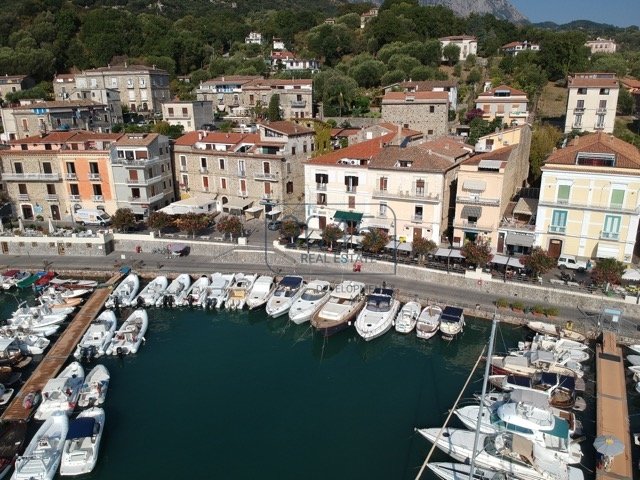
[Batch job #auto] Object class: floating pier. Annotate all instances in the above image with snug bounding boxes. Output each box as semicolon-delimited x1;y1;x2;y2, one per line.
596;330;633;480
1;273;121;422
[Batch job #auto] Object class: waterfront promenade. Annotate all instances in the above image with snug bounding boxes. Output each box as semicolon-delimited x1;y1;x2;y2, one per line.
1;273;121;422
596;330;633;480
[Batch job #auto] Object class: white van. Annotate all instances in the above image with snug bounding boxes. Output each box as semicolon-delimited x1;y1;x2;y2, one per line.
74;209;112;226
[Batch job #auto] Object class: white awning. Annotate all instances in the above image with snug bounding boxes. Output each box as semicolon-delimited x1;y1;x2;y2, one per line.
492;254;508;265
397;242;412;252
298;230;322;241
386;240;400;250
434;248;464;258
463;179;486;191
266;208;282;216
337;235;362;245
596;243;619;259
224;198;252;211
245;206;263;213
478;160;503;170
506;234;534;247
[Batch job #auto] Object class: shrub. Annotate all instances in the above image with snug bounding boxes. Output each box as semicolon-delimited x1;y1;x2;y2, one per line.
544;307;559;317
533;305;545;314
495;298;509;308
511;301;525;311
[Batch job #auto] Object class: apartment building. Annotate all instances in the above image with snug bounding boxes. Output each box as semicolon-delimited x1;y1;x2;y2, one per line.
381;91;449;138
475;85;529;127
161;101;213;132
564;73;619;134
245;32;263;45
534;133;640;263
585;38;617;54
383;80;459;111
501;41;540;56
196;76;261;112
439;36;478;61
452;126;532;250
474;126;525;153
360;8;378;29
0;75;35;99
172;121;314;218
270;51;320;73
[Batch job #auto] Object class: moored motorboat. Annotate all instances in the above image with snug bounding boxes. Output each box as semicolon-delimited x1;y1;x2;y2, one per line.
0;338;31;369
73;310;117;361
34;271;56;291
203;273;235;309
355;287;400;341
59;408;105;477
104;273;139;309
627;354;640;366
0;270;20;290
78;365;109;408
416;305;442;340
35;362;85;420
178;275;209;307
527;320;586;343
289;280;332;325
491;351;584;379
0;384;14;406
439;306;465;340
14;333;50;356
134;276;168;307
311;281;366;337
15;271;43;289
225;273;258;310
106;309;148;355
266;275;305;318
489;372;582;410
156;274;191;308
246;276;276;310
394;301;421;334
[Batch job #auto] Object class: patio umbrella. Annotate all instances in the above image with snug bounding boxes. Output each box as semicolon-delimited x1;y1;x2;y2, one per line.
17;218;24;232
48;218;55;234
593;435;625;457
622;269;640;282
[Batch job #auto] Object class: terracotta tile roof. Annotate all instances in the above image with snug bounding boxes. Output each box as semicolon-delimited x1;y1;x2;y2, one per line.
173;132;251;146
382;91;449;102
398;80;457;90
621;77;640;89
260;121;314;136
330;128;360;138
243;78;312;88
568;73;619;89
462;145;515;166
307;132;396;166
477;85;528;98
84;64;168;74
68;132;123;143
10;131;79;144
502;41;522;49
114;133;160;147
377;123;423;137
543;132;640;169
201;75;262;86
12;100;105;110
0;75;28;82
419;137;473;159
439;35;477;41
368;144;458;172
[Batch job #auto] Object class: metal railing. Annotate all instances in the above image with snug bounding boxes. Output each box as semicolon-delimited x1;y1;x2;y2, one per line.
65;172;77;180
92;195;104;202
539;199;638;214
454;220;494;230
291;100;307;108
17;194;29;201
2;172;61;181
316;183;327;191
600;231;620;240
69;194;81;201
254;172;278;181
411;215;424;223
45;194;58;201
456;196;500;206
372;189;439;201
548;225;566;234
88;173;101;181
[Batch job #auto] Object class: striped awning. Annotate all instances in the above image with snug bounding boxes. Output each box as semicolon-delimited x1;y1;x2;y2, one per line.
506;234;534;247
461;205;482;218
463;179;486;191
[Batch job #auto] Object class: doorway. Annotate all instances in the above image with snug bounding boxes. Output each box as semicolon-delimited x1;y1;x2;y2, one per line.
1;242;8;254
57;242;65;255
548;239;562;258
497;232;505;254
413;228;422;241
318;216;327;229
50;205;61;221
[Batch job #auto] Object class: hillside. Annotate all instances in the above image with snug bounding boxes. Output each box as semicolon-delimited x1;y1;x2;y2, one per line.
419;0;527;23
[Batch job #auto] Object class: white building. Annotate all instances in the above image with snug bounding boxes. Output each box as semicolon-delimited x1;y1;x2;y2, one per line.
161;101;213;132
439;36;478;61
585;38;617;55
501;41;540;56
475;85;529;127
564;73;619;134
245;32;263;45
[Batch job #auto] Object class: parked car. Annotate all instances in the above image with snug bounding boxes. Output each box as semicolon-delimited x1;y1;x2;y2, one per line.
557;255;590;271
267;220;282;231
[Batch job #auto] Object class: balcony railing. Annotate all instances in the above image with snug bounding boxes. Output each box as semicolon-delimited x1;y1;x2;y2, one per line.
574;107;585;113
238;190;248;198
597;108;608;114
179;165;188;172
600;231;620;240
539;199;639;214
509;111;528;118
92;195;104;202
316;183;327;191
126;175;163;186
453;220;493;230
128;193;164;204
238;170;246;178
254;172;279;181
69;194;81;201
199;167;208;174
346;186;357;193
474;144;493;153
17;194;29;201
372;189;440;202
111;155;164;167
411;215;424;223
45;194;58;202
456;196;500;206
88;173;101;181
548;225;566;234
291;100;307;108
2;172;61;181
499;220;535;232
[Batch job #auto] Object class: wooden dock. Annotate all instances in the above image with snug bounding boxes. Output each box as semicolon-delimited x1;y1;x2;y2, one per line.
596;330;633;480
1;274;121;422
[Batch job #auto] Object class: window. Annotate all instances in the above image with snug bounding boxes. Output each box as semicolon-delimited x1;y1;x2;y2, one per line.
286;181;293;194
46;184;56;195
286;162;291;174
557;185;570;204
263;162;271;174
219;158;225;170
427;130;434;135
18;184;27;195
14;162;23;174
89;162;99;174
573;114;583;128
21;119;28;131
602;215;621;240
379;202;387;217
345;176;358;193
42;162;52;174
600;88;610;95
317;193;327;205
181;175;189;188
264;183;271;195
239;179;247;194
93;184;102;196
550;210;567;233
576;99;584;109
414;206;423;220
596;114;606;129
168;108;174;116
131;187;140;198
348;196;356;209
379;177;388;191
577;88;587;95
599;100;607;109
415;179;425;196
303;144;307;154
70;184;80;196
610;189;625;209
202;176;209;191
200;157;207;169
429;106;435;113
220;178;227;189
291;146;296;155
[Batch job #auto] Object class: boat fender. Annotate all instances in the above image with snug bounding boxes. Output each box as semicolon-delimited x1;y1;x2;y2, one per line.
141;337;146;344
477;280;482;286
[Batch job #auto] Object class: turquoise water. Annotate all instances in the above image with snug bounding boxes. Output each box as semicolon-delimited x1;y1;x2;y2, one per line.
2;290;598;479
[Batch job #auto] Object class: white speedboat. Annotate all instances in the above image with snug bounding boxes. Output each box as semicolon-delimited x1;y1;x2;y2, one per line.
491;351;584;379
628;355;640;366
527;321;586;343
511;347;589;364
225;274;258;310
439;306;465;339
1;270;29;290
394;301;421;334
203;273;235;309
15;333;50;355
265;275;305;318
35;362;85;420
38;289;83;311
417;428;583;480
59;407;105;477
106;309;148;356
519;334;587;353
246;276;276;310
289;280;332;325
628;344;640;355
355;287;400;341
428;462;518;480
416;305;442;340
489;373;581;410
73;310;117;361
105;273;139;309
311;281;366;337
134;276;168;307
0;384;14;406
60;288;92;299
178;275;210;307
78;365;109;408
12;411;68;480
10;302;72;324
156;274;191;308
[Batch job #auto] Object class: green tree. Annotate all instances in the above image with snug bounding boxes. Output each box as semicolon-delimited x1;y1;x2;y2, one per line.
152;121;184;139
520;248;556;276
592;258;626;286
216;215;242;238
177;213;210;238
321;224;343;249
361;229;389;254
387;53;421;76
348;59;386;88
380;69;405;86
281;220;301;243
147;211;173;233
529;125;562;182
466;68;481;85
412;237;437;263
268;95;282;121
618;88;635;116
538;31;590;81
111;208;136;232
442;44;461;66
461;238;493;268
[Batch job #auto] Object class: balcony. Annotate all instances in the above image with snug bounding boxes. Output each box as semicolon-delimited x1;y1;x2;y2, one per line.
199;167;208;174
128;192;165;204
509;111;528;118
539;199;639;215
574;107;585;113
66;172;77;180
291;100;307;108
45;194;58;202
111;155;164;168
372;189;440;202
179;165;188;172
69;194;81;201
126;175;163;186
456;196;500;206
254;172;279;181
600;231;620;241
597;108;608;114
316;183;327;191
2;172;61;182
411;215;424;223
238;190;248;198
499;219;535;232
548;225;566;234
474;143;493;153
346;186;357;194
453;220;493;230
17;194;29;201
92;195;104;202
88;173;101;181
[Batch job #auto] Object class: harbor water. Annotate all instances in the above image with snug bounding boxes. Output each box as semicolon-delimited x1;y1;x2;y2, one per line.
1;291;603;479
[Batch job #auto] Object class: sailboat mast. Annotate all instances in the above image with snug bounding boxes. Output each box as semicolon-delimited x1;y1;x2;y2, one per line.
468;311;499;480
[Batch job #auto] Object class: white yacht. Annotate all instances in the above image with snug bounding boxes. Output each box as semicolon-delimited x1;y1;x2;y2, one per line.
35;362;85;420
289;280;332;325
106;309;148;356
355;288;400;341
134;276;168;307
491;351;584;379
417;428;583;480
12;411;68;480
265;276;306;318
203;273;235;309
156;274;191;308
177;275;210;307
59;408;105;476
225;274;258;310
311;281;366;337
416;305;443;340
246;276;276;310
105;273;139;309
78;365;110;408
439;306;465;339
394;301;421;334
488;373;580;411
73;310;117;361
428;462;518;480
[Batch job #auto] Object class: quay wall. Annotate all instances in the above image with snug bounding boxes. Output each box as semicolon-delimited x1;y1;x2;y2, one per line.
0;233;115;257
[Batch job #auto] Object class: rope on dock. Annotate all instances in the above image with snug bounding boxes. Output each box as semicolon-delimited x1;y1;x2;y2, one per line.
414;346;487;480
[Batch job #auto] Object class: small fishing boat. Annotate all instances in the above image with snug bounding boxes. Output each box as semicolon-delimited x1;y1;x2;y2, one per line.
428;462;518;480
355;288;400;341
59;408;105;477
0;270;25;290
13;411;69;480
0;422;27;480
178;275;209;307
527;320;587;343
439;306;465;340
106;309;148;355
16;271;43;289
73;311;117;361
9;305;69;335
11;301;74;320
416;305;443;340
489;373;583;410
78;365;109;408
48;278;98;291
246;276;276;310
60;288;92;299
0;338;31;369
203;273;235;309
104;273;140;309
22;390;41;410
394;301;421;334
225;273;258;310
0;372;20;388
266;275;305;318
38;291;83;311
289;280;332;325
629;365;640;376
628;344;640;355
156;274;191;308
35;362;85;420
311;281;366;337
134;276;168;307
34;271;56;291
0;384;14;406
14;333;50;355
510;347;590;364
491;351;584;379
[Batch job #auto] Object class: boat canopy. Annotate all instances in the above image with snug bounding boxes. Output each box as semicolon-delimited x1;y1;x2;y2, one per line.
441;306;463;323
43;377;68;393
366;294;392;312
537;372;575;391
530;350;555;364
511;434;535;464
67;417;96;439
332;282;364;300
506;374;533;388
0;338;16;352
372;287;394;297
548;417;570;439
509;389;550;409
280;276;304;289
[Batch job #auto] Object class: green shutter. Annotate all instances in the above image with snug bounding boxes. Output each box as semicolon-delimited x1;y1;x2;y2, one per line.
557;185;570;201
611;189;624;207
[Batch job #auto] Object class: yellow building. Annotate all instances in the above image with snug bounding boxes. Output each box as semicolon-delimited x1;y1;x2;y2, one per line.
474;126;524;153
535;133;640;263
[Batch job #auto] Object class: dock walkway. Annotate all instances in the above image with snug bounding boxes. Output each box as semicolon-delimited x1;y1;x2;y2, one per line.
596;330;633;480
1;274;121;422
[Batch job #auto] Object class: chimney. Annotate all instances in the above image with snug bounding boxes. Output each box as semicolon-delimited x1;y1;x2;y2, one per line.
198;131;204;141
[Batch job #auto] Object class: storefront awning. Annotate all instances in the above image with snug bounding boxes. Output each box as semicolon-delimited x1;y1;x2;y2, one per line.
224;198;252;212
245;206;263;214
337;235;362;245
434;248;464;259
506;234;534;247
596;243;619;259
333;210;363;223
462;179;486;191
513;198;538;216
461;205;482;218
298;230;322;241
266;207;282;216
386;240;400;250
397;242;412;252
